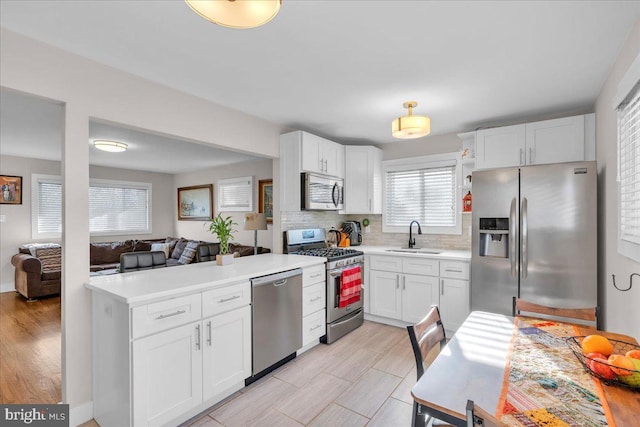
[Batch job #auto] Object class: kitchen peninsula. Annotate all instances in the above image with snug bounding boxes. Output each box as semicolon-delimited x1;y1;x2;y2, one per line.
86;254;325;427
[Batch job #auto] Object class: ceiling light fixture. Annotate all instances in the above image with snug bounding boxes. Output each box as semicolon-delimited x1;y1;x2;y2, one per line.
392;101;431;139
93;140;128;153
185;0;282;29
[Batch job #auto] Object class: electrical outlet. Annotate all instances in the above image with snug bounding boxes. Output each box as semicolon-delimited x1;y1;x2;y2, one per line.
0;215;5;223
364;225;370;233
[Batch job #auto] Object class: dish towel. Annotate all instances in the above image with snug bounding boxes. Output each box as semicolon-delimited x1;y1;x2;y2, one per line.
339;266;362;308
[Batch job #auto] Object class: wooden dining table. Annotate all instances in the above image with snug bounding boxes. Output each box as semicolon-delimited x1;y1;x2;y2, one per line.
411;311;640;427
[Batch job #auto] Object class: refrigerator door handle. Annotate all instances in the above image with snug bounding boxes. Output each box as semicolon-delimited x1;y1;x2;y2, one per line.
510;197;517;277
520;148;524;165
521;197;528;279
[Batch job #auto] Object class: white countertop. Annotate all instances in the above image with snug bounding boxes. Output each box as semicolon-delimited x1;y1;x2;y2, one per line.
356;245;471;261
85;254;325;305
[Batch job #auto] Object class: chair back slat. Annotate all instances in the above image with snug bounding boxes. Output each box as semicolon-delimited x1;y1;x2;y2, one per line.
407;305;446;380
514;297;597;323
466;400;506;427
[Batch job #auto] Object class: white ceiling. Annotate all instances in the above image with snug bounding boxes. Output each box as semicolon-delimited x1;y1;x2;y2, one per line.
0;88;263;174
1;1;639;148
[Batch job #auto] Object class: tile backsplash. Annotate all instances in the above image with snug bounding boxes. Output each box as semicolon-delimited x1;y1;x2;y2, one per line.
280;211;472;250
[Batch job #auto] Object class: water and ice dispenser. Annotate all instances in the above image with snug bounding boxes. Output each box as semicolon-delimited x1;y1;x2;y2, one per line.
479;218;509;258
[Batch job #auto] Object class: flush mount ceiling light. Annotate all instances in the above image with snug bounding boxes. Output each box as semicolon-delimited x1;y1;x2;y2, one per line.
185;0;282;29
392;101;431;139
93;140;128;153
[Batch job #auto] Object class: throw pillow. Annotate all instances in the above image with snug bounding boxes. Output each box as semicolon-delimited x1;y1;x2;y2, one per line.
178;241;200;265
171;238;188;260
151;243;171;258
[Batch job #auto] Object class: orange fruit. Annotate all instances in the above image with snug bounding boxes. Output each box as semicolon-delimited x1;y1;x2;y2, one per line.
625;349;640;360
608;354;635;377
581;335;614;357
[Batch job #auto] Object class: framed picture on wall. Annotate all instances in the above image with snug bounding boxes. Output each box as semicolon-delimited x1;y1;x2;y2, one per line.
258;179;273;224
0;175;22;205
177;184;213;220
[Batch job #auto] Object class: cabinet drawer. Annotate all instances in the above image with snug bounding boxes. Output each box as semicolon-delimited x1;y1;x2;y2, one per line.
303;282;326;316
369;255;402;272
303;264;326;286
302;309;326;346
402;257;439;276
132;293;202;339
440;261;470;280
202;281;251;318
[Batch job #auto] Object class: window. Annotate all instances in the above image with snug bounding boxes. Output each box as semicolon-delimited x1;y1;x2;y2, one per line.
31;175;152;239
382;153;461;235
617;81;640;262
218;176;253;212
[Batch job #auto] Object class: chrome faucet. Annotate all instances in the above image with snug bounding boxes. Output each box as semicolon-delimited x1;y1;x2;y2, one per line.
408;220;422;249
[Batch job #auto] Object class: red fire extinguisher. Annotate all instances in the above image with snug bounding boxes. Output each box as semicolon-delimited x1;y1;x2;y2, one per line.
463;191;472;212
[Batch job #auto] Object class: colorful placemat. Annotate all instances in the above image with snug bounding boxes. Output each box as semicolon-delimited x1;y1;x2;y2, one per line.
496;317;615;427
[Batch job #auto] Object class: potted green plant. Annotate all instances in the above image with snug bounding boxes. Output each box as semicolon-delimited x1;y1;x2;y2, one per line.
206;213;237;265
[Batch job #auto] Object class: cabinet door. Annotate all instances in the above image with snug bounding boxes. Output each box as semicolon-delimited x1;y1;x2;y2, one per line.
475;124;526;170
525;115;585;165
344;146;371;213
439;278;470;333
301;132;323;174
133;322;203;427
202;306;251;401
370;270;402;320
402;274;439;323
323;139;344;178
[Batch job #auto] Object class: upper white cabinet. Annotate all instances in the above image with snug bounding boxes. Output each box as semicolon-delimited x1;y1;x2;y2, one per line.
475;113;595;170
280;131;345;212
343;146;382;214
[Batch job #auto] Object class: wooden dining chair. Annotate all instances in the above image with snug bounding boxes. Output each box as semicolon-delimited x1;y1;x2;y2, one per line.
513;297;599;329
407;305;448;427
466;400;506;427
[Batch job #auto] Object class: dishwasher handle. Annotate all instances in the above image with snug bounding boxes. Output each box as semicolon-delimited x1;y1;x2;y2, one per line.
251;268;303;287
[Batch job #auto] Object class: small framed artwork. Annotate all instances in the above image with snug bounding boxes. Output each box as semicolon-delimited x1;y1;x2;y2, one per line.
0;175;22;205
178;184;213;220
258;179;273;224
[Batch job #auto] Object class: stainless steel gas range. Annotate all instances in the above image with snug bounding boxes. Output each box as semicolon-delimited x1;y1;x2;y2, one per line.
284;228;364;344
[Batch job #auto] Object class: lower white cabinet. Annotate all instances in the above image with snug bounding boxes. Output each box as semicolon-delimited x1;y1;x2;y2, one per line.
370;270;402;319
402;274;439;323
369;271;439;323
302;265;326;348
133;322;203;427
439;278;470;332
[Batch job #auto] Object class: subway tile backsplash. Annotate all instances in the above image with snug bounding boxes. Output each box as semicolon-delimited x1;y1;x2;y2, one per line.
280;212;471;250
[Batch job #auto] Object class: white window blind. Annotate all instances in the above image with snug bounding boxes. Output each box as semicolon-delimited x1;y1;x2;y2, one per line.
31;175;151;238
89;181;150;235
218;176;253;212
618;81;640;261
382;153;461;235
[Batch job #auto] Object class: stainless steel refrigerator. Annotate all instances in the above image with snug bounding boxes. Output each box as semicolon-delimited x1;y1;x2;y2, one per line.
471;161;597;317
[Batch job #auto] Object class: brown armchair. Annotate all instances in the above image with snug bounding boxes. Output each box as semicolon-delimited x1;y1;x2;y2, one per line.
11;249;61;300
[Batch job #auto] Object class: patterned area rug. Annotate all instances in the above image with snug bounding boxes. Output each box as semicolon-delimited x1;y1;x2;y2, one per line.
496;317;614;427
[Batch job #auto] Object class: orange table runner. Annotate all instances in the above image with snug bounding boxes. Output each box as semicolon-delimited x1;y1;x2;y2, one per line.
496;317;615;427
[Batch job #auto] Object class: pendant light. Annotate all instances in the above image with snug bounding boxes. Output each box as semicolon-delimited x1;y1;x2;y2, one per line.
185;0;282;29
392;101;431;139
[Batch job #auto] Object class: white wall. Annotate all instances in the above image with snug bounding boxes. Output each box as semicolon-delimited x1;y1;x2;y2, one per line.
381;132;462;160
174;159;274;250
595;20;640;340
0;156;60;292
0;28;282;422
0;156;176;291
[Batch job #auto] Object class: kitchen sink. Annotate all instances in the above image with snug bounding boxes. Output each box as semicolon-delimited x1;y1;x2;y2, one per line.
386;249;442;254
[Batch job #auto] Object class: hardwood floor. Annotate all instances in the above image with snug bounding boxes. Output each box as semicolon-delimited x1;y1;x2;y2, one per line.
184;321;423;427
0;292;61;404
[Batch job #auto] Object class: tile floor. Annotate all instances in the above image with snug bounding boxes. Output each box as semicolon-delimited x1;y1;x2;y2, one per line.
182;320;436;427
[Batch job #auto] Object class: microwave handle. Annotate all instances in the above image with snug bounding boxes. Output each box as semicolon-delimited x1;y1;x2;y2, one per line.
332;182;339;207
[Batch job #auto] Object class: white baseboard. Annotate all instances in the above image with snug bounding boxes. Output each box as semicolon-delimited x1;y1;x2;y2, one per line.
0;282;15;293
70;401;93;427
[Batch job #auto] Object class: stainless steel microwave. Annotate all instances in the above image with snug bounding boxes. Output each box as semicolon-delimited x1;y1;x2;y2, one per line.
301;172;344;210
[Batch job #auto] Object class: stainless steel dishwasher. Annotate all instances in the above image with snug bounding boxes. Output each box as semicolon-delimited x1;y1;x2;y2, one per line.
249;268;302;382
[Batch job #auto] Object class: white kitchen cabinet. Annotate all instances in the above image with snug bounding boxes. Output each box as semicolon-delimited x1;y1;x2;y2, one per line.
475;114;594;170
402;274;439;323
439;278;470;332
280;130;345;211
301;264;326;349
133;322;203;427
343;145;382;214
370;270;403;319
202;305;251;401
